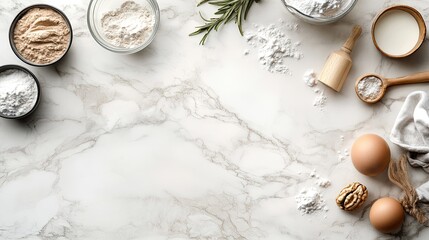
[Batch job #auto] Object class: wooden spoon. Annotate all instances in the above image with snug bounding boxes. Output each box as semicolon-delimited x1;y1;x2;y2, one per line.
355;72;429;103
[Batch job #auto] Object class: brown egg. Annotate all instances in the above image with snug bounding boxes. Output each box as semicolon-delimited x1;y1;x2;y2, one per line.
351;134;390;176
369;197;405;233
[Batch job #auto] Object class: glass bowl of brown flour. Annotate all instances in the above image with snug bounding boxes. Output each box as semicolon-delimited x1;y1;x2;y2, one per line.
87;0;160;54
9;4;73;67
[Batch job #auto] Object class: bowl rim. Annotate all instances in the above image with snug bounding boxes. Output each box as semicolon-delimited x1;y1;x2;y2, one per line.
0;64;41;120
9;4;73;67
87;0;160;54
281;0;358;25
371;5;427;59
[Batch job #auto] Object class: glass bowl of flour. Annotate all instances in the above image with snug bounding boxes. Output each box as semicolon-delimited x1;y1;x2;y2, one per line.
281;0;357;24
87;0;160;54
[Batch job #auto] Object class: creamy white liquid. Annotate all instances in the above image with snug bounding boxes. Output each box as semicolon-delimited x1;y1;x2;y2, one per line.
374;10;420;56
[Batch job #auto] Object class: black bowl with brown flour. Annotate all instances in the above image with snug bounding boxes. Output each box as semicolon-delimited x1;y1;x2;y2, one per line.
9;4;73;67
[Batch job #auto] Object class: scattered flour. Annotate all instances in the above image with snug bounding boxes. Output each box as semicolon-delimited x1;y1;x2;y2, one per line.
287;0;350;18
316;177;331;188
309;169;331;188
245;23;302;75
357;76;383;101
313;90;327;111
302;69;327;110
337;135;350;161
295;187;328;214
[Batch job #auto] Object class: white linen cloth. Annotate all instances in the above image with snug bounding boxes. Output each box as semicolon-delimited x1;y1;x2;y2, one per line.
390;91;429;202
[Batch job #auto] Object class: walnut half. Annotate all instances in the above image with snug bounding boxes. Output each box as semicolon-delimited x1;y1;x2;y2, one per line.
336;182;368;211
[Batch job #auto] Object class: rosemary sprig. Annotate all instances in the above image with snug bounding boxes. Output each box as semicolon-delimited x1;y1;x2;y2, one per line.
190;0;259;45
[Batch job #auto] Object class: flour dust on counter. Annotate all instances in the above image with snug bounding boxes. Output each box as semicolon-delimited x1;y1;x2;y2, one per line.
302;69;328;111
245;22;302;75
309;169;331;188
337;135;350;162
312;89;327;111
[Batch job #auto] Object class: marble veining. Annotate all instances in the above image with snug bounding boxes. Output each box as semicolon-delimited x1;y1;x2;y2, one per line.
1;0;429;239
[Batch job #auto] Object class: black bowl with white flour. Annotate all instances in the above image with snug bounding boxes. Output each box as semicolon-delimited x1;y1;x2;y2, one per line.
87;0;160;54
0;65;41;119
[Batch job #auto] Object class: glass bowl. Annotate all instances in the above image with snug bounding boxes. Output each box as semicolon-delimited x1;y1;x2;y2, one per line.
281;0;358;25
87;0;160;54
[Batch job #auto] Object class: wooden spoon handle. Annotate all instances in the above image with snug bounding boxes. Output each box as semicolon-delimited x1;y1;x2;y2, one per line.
342;25;362;53
387;71;429;86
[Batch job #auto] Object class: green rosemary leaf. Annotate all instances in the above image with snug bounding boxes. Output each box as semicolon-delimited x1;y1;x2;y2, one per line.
238;2;246;35
244;0;255;19
198;12;210;22
189;28;207;36
210;0;239;6
191;0;259;45
197;0;210;7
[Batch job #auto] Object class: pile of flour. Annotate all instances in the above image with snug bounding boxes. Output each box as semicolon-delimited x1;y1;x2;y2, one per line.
295;187;328;214
245;22;302;75
287;0;350;17
101;1;155;48
295;170;331;214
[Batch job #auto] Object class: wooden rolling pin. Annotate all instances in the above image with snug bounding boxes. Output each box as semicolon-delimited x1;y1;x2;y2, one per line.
319;25;362;92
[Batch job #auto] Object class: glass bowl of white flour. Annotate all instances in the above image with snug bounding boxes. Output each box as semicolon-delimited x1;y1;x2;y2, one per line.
281;0;357;24
87;0;160;54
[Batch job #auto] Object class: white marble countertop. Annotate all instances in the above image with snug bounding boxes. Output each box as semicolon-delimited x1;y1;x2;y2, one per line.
1;0;429;239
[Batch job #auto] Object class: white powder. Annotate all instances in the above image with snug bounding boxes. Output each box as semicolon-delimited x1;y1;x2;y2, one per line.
357;76;383;101
302;69;328;110
101;1;155;48
287;0;349;18
0;69;38;118
313;90;327;111
316;178;331;188
245;23;302;75
303;69;318;87
338;148;350;161
336;135;349;161
295;187;327;214
309;169;331;188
